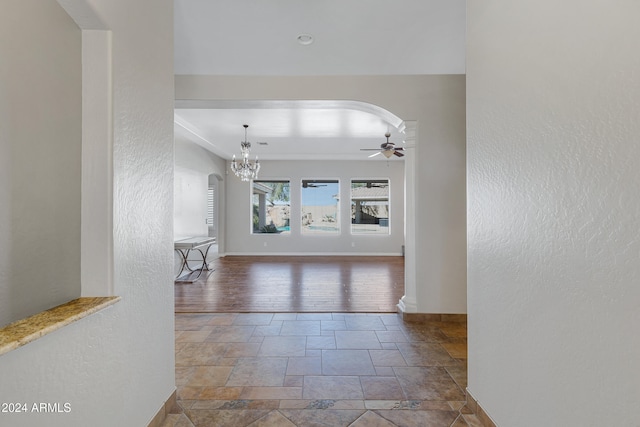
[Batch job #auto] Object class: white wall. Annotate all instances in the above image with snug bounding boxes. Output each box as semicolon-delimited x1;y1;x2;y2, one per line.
174;136;226;239
174;165;208;238
0;1;175;426
174;135;226;272
225;160;404;255
467;1;640;425
175;74;467;313
0;0;81;327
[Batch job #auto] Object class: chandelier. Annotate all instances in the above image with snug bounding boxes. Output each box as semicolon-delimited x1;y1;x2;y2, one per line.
231;124;260;181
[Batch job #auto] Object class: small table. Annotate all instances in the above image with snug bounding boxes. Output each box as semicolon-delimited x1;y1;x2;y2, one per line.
174;237;216;282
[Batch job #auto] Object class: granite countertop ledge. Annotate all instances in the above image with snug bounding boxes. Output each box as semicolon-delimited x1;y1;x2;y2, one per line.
0;296;121;356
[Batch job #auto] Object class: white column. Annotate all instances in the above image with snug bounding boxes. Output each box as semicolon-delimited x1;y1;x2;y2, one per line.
355;200;363;223
258;193;267;229
398;122;418;313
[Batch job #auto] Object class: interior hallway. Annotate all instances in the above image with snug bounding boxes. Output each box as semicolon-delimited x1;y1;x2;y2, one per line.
166;257;474;426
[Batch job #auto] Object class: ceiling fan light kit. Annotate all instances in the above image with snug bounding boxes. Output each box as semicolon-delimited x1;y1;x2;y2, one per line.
361;132;405;159
231;124;260;181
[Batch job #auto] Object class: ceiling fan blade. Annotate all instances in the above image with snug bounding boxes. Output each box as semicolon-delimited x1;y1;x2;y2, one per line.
368;152;382;158
393;151;405;157
360;148;380;151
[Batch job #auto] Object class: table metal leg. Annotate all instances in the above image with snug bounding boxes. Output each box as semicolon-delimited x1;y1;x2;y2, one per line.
175;242;216;282
196;245;213;271
175;249;189;278
175;248;203;280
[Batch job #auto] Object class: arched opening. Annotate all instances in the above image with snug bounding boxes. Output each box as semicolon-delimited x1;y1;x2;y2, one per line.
173;99;414;312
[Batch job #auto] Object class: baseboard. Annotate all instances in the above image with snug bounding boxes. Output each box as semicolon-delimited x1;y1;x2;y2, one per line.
224;252;403;257
465;389;498;427
396;309;467;323
147;389;179;427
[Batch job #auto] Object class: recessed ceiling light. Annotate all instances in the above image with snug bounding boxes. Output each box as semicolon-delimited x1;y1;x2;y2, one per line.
297;34;314;45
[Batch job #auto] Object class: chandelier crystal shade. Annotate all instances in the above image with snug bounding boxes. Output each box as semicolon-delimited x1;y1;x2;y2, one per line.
231;124;260;181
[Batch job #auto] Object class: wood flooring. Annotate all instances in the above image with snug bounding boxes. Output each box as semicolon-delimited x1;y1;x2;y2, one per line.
174;256;405;313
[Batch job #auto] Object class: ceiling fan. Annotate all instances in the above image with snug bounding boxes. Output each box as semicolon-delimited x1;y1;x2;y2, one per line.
302;181;328;188
360;133;405;158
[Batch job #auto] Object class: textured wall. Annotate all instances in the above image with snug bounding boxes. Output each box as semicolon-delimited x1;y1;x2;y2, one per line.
467;1;640;425
0;0;175;426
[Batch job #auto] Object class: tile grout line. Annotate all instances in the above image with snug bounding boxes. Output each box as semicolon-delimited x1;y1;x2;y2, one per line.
173;312;466;427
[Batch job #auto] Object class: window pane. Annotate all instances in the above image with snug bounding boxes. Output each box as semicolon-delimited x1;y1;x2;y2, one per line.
252;180;290;234
301;180;340;234
351;179;390;235
207;186;215;227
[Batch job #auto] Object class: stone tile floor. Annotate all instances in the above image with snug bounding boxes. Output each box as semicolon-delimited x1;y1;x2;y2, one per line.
164;313;481;427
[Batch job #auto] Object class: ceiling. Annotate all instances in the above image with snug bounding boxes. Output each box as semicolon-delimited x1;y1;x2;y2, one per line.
173;0;466;161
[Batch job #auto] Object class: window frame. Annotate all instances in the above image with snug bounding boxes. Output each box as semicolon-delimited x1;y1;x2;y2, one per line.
349;178;391;236
250;179;291;235
300;178;341;236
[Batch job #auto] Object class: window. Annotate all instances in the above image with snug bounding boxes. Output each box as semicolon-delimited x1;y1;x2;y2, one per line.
301;179;340;234
207;185;215;229
252;180;290;234
351;179;390;235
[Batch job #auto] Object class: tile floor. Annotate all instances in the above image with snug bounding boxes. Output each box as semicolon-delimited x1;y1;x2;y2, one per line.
165;313;480;427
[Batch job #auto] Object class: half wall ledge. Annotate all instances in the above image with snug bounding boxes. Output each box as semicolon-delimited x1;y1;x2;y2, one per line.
0;296;121;356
